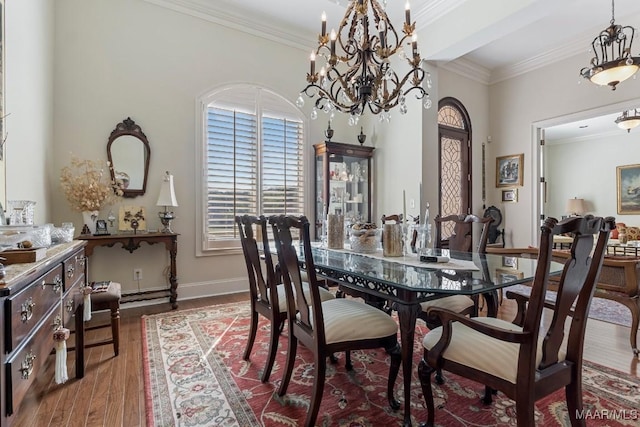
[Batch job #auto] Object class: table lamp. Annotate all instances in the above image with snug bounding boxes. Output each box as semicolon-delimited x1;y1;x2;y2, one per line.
565;197;586;216
157;171;178;233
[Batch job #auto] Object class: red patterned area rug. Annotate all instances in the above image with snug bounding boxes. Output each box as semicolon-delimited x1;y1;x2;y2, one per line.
142;302;640;427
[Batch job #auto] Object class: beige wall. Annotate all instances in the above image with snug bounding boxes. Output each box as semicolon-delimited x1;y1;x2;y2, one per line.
50;0;353;299
4;0;54;223
490;52;640;246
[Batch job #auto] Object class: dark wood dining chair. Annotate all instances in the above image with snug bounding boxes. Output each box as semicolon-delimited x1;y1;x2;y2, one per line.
417;215;615;426
422;214;493;322
434;213;492;253
235;214;335;383
269;214;401;427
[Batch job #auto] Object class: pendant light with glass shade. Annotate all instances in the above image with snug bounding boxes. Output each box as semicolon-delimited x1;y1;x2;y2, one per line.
580;0;640;90
615;108;640;132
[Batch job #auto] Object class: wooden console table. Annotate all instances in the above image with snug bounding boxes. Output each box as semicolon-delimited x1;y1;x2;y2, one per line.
77;232;179;309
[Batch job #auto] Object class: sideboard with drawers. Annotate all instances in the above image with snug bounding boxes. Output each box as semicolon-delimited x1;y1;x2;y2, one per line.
0;241;87;426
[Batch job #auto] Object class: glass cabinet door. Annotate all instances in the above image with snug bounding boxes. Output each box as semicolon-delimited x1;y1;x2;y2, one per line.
314;141;374;239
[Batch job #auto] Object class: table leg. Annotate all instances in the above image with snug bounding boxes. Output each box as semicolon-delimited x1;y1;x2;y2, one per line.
393;302;422;427
484;290;499;317
169;237;178;309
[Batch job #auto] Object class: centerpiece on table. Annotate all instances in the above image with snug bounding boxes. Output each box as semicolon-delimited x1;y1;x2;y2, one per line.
60;156;124;235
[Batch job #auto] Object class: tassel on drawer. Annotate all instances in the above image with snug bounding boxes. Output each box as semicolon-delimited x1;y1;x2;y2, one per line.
83;285;93;321
53;328;70;384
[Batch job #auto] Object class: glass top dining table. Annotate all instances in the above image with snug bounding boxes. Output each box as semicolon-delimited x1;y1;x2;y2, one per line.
303;245;563;427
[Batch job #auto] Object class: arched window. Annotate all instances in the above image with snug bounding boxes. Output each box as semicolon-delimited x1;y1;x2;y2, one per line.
437;97;472;239
196;85;306;253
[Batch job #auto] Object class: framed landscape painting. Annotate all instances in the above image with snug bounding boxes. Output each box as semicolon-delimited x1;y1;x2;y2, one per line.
617;164;640;214
496;154;523;187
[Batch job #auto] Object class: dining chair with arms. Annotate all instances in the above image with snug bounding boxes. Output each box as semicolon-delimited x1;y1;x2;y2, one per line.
422;214;493;323
235;214;335;383
419;214;493;383
417;215;615;426
269;214;402;427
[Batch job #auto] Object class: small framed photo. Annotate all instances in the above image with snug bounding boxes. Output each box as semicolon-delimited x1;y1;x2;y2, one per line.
502;256;518;269
501;188;518;202
496;153;524;187
496;268;525;284
119;205;147;231
94;219;109;236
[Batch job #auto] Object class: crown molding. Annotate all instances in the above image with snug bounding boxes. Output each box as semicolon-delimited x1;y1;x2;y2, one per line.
439;57;491;85
489;37;585;85
143;0;313;52
415;0;468;26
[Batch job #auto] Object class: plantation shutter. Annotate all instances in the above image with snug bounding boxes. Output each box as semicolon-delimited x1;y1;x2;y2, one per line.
204;88;305;245
206;107;258;239
262;116;305;216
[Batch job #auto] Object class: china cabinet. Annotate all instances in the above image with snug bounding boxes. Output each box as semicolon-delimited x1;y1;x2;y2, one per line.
314;141;374;239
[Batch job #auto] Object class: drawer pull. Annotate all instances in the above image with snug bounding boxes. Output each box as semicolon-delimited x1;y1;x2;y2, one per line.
66;298;75;313
21;298;35;323
52;315;62;331
67;265;75;278
20;351;36;380
44;275;63;294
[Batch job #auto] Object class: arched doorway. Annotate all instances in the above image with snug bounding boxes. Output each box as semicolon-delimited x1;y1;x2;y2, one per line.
437;97;472;239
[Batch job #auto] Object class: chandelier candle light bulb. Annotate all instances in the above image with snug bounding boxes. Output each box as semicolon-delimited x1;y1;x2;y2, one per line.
301;0;428;116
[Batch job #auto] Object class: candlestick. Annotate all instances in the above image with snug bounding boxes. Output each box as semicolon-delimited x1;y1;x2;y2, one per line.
310;51;316;75
321;11;327;37
419;182;422;224
378;20;386;49
330;29;337;57
412;33;418;57
403;190;407;224
405;1;411;26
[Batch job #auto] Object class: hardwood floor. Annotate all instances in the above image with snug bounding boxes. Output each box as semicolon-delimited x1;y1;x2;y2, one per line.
12;292;639;427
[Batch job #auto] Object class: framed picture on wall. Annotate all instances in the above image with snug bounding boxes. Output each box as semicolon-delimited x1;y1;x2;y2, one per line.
119;205;147;231
501;188;518;202
617;164;640;214
496;154;524;187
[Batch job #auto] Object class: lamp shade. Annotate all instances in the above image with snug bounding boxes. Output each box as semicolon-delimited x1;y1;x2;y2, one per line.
565;198;585;215
156;171;178;207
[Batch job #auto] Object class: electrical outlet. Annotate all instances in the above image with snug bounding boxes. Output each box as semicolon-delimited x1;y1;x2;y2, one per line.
133;268;143;281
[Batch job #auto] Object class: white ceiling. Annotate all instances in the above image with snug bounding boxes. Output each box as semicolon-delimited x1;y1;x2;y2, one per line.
147;0;640;138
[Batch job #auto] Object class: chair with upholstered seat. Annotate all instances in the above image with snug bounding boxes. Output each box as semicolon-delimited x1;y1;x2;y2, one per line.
270;214;401;427
417;215;615;426
84;281;121;356
421;214;493;323
236;215;335;383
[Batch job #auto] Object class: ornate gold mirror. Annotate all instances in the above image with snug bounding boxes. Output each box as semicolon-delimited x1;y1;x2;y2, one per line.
107;117;150;198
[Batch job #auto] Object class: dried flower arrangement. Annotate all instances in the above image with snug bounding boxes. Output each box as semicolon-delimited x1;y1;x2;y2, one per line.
60;156;123;212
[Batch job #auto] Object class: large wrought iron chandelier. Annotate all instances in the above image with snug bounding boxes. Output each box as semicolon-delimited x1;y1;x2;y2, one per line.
615;108;640;132
296;0;431;124
580;0;640;90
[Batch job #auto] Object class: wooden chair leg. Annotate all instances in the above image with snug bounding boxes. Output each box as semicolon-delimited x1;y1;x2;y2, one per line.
110;303;120;356
417;358;435;427
277;333;297;396
305;354;327;427
515;395;536;426
261;318;280;383
243;308;258;361
566;369;587;427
